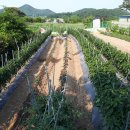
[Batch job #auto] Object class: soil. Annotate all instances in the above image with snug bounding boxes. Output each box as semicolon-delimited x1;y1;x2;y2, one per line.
93;32;130;55
65;36;93;129
0;36;93;130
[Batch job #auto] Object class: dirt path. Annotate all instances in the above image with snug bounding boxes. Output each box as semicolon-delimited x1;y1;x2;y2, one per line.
0;36;93;130
93;32;130;55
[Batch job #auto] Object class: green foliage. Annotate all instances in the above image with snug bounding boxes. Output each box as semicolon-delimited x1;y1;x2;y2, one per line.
33;17;46;23
109;24;130;36
0;8;32;54
74;8;129;20
28;23;84;33
50;8;129;21
110;24;119;33
19;4;55;17
83;16;93;28
35;17;42;23
68;29;130;129
104;24;130;42
80;29;130;76
119;27;126;34
23;16;46;23
24;16;34;23
19;92;83;130
0;31;51;88
104;31;130;42
4;7;26;17
120;0;130;11
64;15;82;23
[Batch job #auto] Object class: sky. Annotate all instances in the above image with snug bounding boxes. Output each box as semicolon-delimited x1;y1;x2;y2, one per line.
0;0;124;13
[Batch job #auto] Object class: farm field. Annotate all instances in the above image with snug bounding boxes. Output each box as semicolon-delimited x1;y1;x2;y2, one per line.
0;26;130;130
1;1;130;129
28;23;85;32
0;17;130;129
69;28;130;129
0;34;93;130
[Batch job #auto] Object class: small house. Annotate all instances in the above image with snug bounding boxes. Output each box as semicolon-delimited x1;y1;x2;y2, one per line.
93;17;101;28
53;18;65;23
53;19;57;23
57;18;64;23
119;15;130;23
117;15;130;28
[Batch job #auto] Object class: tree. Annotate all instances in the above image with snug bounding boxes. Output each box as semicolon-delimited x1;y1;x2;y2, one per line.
83;16;93;28
0;8;32;54
120;0;130;11
63;15;81;23
70;15;81;23
4;7;26;17
34;17;42;23
24;16;34;23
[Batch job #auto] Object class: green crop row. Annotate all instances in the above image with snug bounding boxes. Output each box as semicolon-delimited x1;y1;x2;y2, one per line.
19;91;85;130
105;24;130;42
68;29;130;129
0;31;51;88
108;24;130;36
28;23;84;33
101;31;130;43
79;29;130;76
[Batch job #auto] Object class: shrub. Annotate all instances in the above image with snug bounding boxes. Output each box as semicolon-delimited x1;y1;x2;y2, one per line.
0;8;32;54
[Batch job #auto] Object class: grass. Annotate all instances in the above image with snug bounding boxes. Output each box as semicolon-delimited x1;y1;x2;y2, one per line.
17;92;85;130
101;31;130;43
28;23;85;33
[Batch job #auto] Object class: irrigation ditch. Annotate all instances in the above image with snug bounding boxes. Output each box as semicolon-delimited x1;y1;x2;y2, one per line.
0;35;95;130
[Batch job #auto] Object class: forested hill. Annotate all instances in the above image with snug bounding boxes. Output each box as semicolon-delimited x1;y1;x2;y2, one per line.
49;8;129;19
0;4;55;17
0;5;129;19
19;4;55;17
74;8;129;18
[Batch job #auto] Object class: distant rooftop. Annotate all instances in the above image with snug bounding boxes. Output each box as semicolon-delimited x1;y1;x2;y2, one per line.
119;15;130;18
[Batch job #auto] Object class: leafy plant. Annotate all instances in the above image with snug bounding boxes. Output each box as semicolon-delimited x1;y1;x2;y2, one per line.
79;29;130;76
68;28;130;129
0;8;32;54
19;91;83;130
0;31;51;88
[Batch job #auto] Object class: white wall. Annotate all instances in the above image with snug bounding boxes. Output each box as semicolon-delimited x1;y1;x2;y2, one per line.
118;17;130;28
119;18;130;23
93;19;101;28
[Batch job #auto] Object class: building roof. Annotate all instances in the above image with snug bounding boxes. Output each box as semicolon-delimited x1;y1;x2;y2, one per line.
119;15;130;18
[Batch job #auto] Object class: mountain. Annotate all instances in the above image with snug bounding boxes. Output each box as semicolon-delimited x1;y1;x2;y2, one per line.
74;8;129;18
19;4;55;17
49;8;130;19
0;4;129;19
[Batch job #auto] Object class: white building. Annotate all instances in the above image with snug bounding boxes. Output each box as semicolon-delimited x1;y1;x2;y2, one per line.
112;15;130;28
93;18;101;28
86;18;106;33
53;18;65;23
119;15;130;23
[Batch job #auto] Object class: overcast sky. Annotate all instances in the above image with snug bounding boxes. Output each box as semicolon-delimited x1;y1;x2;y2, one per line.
0;0;123;13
